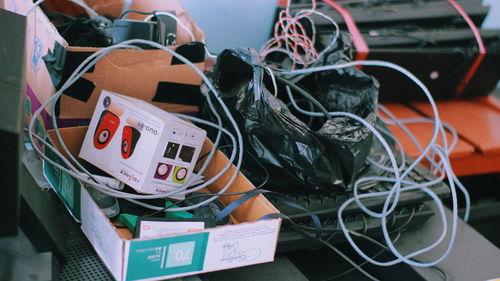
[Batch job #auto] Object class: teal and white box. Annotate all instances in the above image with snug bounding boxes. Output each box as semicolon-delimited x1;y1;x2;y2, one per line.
80;186;281;281
79;141;282;281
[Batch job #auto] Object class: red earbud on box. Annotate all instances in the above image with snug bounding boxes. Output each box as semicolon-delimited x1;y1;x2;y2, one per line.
121;125;141;159
94;110;120;149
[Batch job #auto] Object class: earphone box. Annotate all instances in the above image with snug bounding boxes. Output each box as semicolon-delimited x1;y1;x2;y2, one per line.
79;90;206;197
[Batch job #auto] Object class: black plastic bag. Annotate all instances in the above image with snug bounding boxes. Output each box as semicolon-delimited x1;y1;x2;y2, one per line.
313;35;379;118
301;34;381;186
201;48;344;194
201;41;381;193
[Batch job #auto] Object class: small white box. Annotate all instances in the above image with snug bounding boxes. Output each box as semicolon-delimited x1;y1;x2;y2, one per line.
79;90;206;198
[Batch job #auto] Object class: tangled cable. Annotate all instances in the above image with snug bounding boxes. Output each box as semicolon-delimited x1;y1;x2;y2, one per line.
280;60;470;275
260;0;340;69
28;39;244;213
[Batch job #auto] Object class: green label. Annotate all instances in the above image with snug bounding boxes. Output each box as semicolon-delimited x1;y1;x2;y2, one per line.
43;141;81;220
60;172;75;209
126;232;209;281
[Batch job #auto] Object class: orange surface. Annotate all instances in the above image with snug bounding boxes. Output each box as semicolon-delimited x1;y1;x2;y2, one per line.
449;152;500;177
379;103;475;159
412;100;500;155
476;95;500;113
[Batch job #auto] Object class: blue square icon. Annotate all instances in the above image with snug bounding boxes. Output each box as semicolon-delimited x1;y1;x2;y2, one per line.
166;241;195;268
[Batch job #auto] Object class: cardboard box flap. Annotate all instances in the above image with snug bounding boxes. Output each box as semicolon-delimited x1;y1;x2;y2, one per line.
81;186;125;280
47;126;88;159
197;141;280;224
59;44;205;119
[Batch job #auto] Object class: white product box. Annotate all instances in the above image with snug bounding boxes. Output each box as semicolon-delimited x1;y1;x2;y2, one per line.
79;90;206;197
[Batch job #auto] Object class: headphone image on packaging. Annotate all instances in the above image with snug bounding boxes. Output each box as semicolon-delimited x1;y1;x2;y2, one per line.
173;166;188;184
153;162;173;180
121;125;141;159
94;110;120;150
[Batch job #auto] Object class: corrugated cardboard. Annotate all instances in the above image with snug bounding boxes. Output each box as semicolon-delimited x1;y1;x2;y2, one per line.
47;126;281;280
59;45;204;120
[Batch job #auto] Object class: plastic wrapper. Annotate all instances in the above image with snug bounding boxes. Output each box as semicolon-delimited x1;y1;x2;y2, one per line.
307;34;381;185
316;112;377;186
201;48;344;194
201;42;382;193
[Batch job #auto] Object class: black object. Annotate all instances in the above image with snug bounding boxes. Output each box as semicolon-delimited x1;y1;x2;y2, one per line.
170;42;206;65
42;41;66;88
306;37;380;184
153;12;177;46
201;47;380;194
272;159;450;252
184;193;231;226
179;145;195;162
112;12;177;46
163;142;180;159
112;20;156;44
360;43;500;101
268;159;449;222
153;82;203;106
0;9;26;237
291;0;489;29
43;9;112;47
278;203;435;253
303;0;499;101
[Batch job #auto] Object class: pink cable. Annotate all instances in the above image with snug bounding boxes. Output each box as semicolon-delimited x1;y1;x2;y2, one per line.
323;0;369;61
447;0;486;97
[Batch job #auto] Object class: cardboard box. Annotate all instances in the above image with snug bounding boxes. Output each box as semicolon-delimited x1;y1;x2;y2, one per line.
0;0;206;134
49;126;281;281
79;90;206;197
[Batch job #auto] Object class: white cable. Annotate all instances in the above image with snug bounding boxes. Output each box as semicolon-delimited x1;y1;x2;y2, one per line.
375;105;448;172
25;0;45;16
335;145;453;267
376;105;469;221
260;8;340;66
285;85;402;218
295;9;340;60
265;67;279;97
368;125;406;173
281;59;470;268
144;12;196;42
47;42;231;206
50;43;226;201
68;0;98;19
288;90;454;264
28;39;244;212
337;164;452;267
